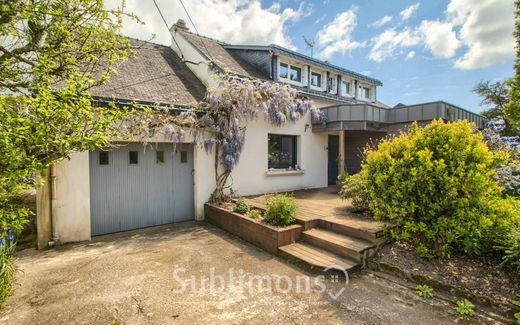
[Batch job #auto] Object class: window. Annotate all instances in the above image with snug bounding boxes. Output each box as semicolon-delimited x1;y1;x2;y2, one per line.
156;150;164;164
129;151;138;164
180;151;188;163
279;62;289;79
99;151;109;165
341;81;350;95
310;72;321;87
363;87;370;99
268;134;297;169
279;62;302;83
290;66;301;82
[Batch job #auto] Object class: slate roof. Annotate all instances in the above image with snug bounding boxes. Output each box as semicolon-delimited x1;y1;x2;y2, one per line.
91;38;206;107
176;29;381;86
176;29;267;79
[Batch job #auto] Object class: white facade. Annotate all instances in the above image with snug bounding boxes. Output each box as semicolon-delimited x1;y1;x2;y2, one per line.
47;28;336;244
50;107;328;243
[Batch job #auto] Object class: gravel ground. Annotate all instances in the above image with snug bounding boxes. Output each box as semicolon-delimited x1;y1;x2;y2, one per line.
0;222;489;324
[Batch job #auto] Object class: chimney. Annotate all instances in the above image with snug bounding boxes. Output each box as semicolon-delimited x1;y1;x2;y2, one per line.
174;19;189;31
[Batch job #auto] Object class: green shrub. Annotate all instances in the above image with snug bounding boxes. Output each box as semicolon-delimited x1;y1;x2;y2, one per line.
361;120;511;258
263;194;297;226
512;300;520;324
455;299;475;316
415;284;433;299
247;209;261;219
339;172;370;211
500;222;520;273
0;232;16;304
234;198;250;214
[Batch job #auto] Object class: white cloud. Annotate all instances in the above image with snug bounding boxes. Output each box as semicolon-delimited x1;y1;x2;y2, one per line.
400;3;420;21
369;15;392;28
108;0;312;49
447;0;514;69
418;20;460;59
316;6;364;59
405;51;415;60
368;27;421;62
368;0;513;69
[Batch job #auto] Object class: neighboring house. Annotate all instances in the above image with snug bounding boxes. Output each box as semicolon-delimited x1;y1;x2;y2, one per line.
40;20;484;246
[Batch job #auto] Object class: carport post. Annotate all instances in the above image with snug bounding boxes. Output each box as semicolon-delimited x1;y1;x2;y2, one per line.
338;130;346;175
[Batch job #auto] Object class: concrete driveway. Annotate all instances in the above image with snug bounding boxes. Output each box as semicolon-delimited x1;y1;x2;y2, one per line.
0;222;479;324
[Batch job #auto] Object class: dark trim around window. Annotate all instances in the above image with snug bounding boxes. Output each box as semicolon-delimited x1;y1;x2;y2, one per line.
268;134;297;169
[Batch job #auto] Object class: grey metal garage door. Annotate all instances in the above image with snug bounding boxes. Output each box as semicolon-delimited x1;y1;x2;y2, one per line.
89;143;194;236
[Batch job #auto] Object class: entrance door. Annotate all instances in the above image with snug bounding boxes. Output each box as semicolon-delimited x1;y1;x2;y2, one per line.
328;135;339;185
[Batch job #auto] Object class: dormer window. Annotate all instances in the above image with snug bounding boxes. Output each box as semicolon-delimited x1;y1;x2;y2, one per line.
279;63;289;79
341;81;350;96
310;72;321;87
362;86;370;99
279;62;302;83
290;66;301;82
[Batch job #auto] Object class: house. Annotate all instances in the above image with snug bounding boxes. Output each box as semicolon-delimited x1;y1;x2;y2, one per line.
37;20;485;246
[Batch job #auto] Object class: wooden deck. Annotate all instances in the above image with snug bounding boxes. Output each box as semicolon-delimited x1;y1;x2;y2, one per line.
246;186;384;235
241;186;388;272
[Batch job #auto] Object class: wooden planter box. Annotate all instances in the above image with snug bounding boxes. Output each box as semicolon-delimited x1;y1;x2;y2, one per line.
204;203;302;254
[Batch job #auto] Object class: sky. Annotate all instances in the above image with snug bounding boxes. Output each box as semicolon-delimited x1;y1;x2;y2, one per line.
113;0;515;113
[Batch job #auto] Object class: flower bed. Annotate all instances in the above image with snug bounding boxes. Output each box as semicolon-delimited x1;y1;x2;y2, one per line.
204;203;302;254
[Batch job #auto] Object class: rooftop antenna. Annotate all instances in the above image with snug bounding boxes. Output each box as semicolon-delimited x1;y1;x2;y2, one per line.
303;36;315;57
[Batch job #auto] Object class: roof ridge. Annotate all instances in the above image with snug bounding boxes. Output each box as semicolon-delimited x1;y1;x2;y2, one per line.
176;28;228;45
121;35;170;49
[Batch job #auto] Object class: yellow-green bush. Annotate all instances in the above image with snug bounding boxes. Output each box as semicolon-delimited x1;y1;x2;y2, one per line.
360;120;514;257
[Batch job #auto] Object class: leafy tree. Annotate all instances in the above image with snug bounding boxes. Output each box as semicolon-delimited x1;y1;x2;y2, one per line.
473;80;517;135
0;0;138;232
505;0;520;129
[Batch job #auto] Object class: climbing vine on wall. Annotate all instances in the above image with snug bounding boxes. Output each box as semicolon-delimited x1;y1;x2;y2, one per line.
129;76;323;203
195;76;322;202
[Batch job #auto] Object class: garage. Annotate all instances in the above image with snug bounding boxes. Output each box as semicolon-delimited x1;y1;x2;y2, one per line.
89;142;194;236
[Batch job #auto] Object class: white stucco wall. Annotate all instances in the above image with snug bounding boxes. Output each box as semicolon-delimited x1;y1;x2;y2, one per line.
51;105;330;244
230;112;328;196
52;151;91;243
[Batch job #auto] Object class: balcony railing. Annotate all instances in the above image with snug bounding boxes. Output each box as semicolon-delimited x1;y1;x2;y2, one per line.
313;101;485;131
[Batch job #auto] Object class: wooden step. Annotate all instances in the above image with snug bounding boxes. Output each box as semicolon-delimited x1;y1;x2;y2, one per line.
302;228;374;262
278;242;359;272
319;215;385;243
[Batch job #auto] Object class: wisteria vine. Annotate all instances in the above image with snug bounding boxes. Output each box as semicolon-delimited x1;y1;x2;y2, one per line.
124;76;323;203
194;77;322;202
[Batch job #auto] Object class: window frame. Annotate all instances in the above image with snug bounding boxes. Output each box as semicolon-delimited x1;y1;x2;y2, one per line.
310;72;322;87
279;62;289;79
99;151;109;165
363;86;370;99
129;151;138;165
268;134;297;170
341;81;351;97
156;150;164;164
289;65;302;82
278;61;303;85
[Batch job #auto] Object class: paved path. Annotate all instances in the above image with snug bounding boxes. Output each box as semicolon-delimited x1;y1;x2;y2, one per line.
1;222;481;324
